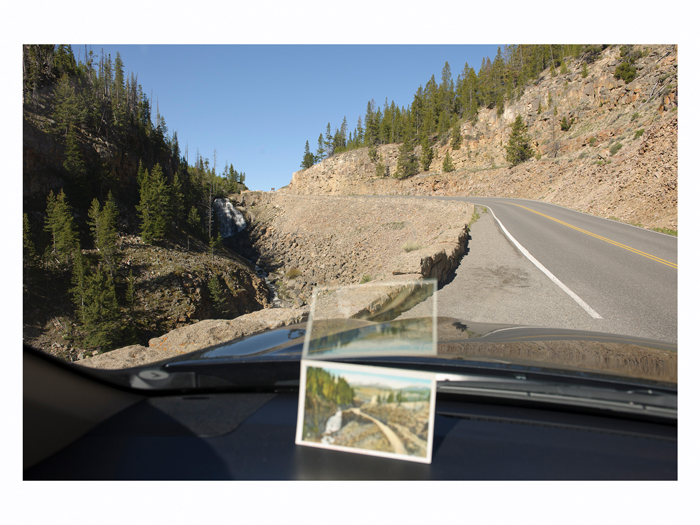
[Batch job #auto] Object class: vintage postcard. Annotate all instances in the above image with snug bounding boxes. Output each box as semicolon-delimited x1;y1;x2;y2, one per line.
295;360;437;464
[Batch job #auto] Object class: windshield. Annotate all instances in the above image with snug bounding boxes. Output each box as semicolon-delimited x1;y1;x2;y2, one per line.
22;44;678;392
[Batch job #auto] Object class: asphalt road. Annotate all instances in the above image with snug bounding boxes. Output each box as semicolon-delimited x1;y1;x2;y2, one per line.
404;196;678;344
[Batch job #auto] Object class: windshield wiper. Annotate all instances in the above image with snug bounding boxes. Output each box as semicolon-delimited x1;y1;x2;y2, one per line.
436;373;676;421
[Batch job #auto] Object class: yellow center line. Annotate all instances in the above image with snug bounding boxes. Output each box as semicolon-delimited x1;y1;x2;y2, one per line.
506;203;678;269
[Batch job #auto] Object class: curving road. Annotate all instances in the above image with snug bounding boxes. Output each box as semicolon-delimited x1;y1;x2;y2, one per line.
403;196;677;343
349;408;407;455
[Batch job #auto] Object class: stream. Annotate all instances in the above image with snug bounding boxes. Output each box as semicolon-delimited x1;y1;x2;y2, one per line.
214;197;282;307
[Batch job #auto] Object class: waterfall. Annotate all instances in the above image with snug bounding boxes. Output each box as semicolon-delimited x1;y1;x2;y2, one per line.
213;198;247;238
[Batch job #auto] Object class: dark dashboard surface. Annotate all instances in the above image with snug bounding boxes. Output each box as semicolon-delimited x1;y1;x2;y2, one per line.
25;390;677;480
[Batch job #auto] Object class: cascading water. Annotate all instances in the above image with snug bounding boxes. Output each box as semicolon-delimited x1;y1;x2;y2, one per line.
213;198;247;237
213;198;281;307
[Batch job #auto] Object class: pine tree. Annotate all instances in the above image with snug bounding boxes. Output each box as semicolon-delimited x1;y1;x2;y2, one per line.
70;253;88;326
420;135;433;171
395;141;418;179
23;213;36;293
137;163;169;243
450;122;462;150
443;152;455;172
52;74;84;137
43;189;80;269
315;133;325;163
300;140;314;169
208;275;228;316
170;172;185;231
81;264;121;350
63;125;87;189
505;115;534;166
88;191;119;274
324;123;334;158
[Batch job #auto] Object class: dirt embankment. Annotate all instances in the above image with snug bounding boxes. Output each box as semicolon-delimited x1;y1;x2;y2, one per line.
229;193;474;308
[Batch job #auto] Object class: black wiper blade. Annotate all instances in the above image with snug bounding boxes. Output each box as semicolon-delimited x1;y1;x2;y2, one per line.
437;373;677;420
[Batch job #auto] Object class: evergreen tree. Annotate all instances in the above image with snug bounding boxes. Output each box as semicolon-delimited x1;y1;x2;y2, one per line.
87;191;119;274
505;115;534;166
300;140;314;169
81;264;121;349
375;154;387;178
315;133;325;163
137;163;170;244
170;172;185;230
23;213;36;293
420;135;433;171
43;189;80;269
395;141;418;179
208;275;228;316
186;205;202;247
63;125;88;194
324;123;334;158
52;74;84;137
442;152;455;172
70;251;89;325
450;122;462;150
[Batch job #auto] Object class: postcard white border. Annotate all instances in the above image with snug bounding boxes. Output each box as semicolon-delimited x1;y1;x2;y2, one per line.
301;278;438;360
295;359;437;464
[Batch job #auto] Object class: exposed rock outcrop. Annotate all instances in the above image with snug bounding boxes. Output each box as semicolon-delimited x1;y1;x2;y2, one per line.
287;45;677;231
228;193;474;307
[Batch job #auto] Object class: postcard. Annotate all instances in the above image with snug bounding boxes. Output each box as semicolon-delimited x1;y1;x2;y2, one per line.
295;359;437;464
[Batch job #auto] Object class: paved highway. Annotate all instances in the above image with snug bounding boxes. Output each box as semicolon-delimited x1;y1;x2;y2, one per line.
410;196;678;343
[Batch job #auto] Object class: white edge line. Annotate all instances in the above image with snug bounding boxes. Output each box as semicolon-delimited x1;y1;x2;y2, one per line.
482;205;603;320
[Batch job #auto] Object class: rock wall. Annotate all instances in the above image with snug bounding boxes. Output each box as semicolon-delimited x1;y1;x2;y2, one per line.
229;193;474;307
287;45;677;230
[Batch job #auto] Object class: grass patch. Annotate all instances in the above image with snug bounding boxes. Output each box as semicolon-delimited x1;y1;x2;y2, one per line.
360;275;373;283
285;268;302;279
469;206;485;225
382;221;406;230
402;242;423;253
652;227;678;236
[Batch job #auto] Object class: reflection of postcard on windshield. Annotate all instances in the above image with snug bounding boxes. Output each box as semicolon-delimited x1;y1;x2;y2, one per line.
295;360;437;464
302;279;438;360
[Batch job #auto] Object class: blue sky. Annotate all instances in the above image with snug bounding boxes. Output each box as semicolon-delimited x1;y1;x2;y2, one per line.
78;45;502;191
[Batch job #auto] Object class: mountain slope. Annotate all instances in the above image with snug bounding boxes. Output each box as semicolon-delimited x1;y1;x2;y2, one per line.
287;44;677;231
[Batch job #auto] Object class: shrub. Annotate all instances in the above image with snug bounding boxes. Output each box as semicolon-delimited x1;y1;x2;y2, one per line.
560;116;572;131
368;144;378;162
402;242;423;253
610;142;623;155
360;275;373;283
614;62;637;84
634;129;644;139
286;268;301;279
589;137;597;146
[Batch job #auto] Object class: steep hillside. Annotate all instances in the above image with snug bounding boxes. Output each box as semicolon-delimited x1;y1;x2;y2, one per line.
288;45;677;231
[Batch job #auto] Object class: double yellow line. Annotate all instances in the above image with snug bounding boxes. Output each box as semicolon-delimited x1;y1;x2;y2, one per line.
507;203;678;269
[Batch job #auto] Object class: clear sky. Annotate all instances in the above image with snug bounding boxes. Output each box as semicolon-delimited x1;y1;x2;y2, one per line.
76;44;502;191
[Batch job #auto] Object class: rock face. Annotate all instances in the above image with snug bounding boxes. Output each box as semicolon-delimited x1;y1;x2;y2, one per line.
78;307;308;369
229;193;474;307
287;45;677;231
